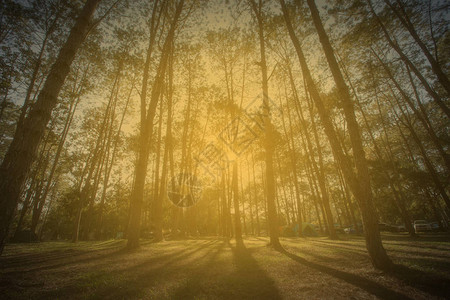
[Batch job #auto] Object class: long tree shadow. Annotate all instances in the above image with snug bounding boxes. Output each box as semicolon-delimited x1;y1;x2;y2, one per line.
388;263;450;298
1;244;129;276
308;238;450;261
1;239;210;277
0;240;125;270
306;240;368;255
227;242;282;299
170;240;228;299
301;246;450;297
384;247;450;260
383;241;450;251
169;240;282;299
89;241;220;299
278;248;413;300
380;233;450;243
34;240;219;299
297;239;450;298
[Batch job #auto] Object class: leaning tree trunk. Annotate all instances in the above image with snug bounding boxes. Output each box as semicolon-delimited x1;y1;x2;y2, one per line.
292;69;337;239
127;0;184;250
357;85;416;237
33;86;82;236
282;0;392;269
336;55;416;237
126;1;160;248
0;0;101;255
306;0;392;268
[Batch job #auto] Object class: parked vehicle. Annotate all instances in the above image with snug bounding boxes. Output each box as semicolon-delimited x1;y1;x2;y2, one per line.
344;227;355;234
413;220;432;233
430;222;440;232
395;225;407;232
344;224;363;234
334;224;345;234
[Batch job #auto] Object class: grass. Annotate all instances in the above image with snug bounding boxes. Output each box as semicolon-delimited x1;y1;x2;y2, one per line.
0;233;449;299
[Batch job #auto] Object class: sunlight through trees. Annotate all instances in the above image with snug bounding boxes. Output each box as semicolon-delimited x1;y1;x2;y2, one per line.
0;0;449;274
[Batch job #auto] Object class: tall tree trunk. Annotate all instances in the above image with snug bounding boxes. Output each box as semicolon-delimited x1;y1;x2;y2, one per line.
16;5;64;130
338;55;416;236
293;70;337;238
33;79;84;236
240;165;247;236
127;0;184;250
74;64;120;242
249;0;281;249
98;82;133;238
283;83;303;237
12;132;54;238
251;153;261;236
282;0;392;269
0;0;101;255
246;159;255;235
232;161;243;246
156;47;174;241
306;0;391;267
152;98;164;242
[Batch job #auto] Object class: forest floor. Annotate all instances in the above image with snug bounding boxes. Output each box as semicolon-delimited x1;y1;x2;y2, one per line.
1;233;450;299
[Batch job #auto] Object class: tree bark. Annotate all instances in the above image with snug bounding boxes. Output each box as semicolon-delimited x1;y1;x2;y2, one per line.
0;0;100;255
127;0;184;249
282;0;392;269
249;0;282;249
